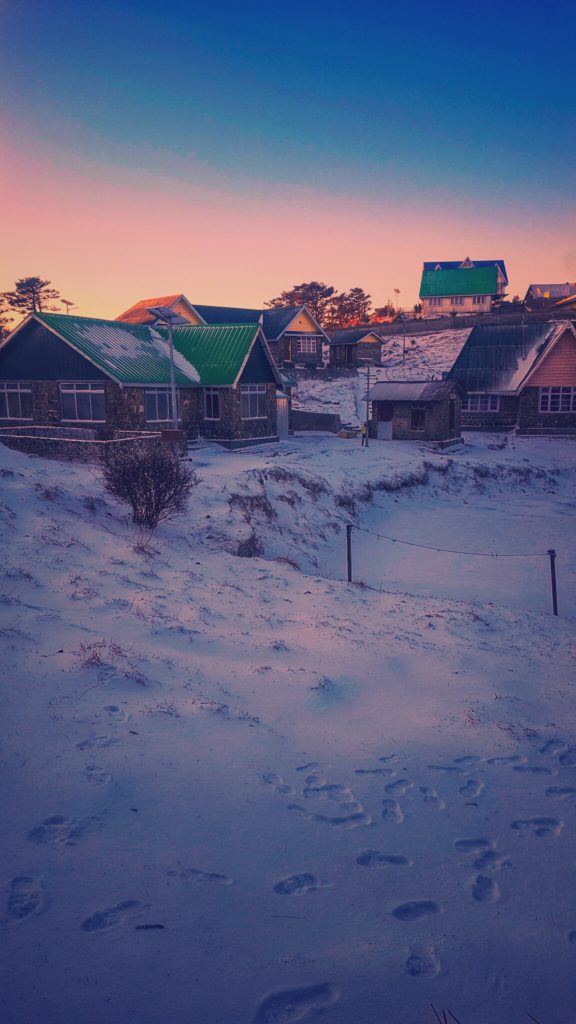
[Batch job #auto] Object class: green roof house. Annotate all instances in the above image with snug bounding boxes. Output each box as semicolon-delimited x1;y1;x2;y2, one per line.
0;313;284;448
419;258;508;318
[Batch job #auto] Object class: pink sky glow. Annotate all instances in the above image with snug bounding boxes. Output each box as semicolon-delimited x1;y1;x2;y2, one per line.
2;134;575;320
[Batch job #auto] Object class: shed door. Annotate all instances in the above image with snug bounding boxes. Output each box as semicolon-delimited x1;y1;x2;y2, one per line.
376;401;393;440
276;394;289;438
449;398;456;434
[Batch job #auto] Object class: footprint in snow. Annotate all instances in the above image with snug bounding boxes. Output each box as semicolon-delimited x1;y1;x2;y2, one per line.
5;876;45;922
459;779;484;798
273;874;320;896
453;755;482;765
486;756;525;766
455;837;494;853
167;868;233;885
473;850;510;872
261;772;294;795
356;849;412;868
545;786;576;801
288;804;372;830
382;799;404;824
472;875;500;903
538;738;566;757
81;900;147;932
253;983;340;1024
76;736;118;751
513;765;553;775
392;901;443;922
419;787;445;810
510;817;563;838
103;704;128;722
405;943;441;977
83;765;111;788
385;779;413;797
28;814;100;846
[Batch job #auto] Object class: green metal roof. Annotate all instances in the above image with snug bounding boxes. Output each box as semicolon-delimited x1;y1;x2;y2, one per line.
420;266;498;298
35;313;200;386
171;323;262;386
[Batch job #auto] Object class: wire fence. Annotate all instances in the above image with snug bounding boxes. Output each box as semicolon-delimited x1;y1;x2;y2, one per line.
345;524;559;614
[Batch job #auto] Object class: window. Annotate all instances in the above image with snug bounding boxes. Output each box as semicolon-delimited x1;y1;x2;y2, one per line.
204;388;220;420
428;297;443;307
461;393;499;412
450;296;464;306
410;407;426;431
539;387;576;413
472;295;486;305
144;388;180;423
240;384;267;419
297;337;317;354
60;383;105;421
0;383;33;419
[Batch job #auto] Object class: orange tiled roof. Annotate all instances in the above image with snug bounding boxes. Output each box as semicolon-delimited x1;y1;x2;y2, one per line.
115;295;183;324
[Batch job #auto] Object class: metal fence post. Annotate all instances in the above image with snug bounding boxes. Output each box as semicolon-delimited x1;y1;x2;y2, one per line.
547;548;558;615
346;524;353;583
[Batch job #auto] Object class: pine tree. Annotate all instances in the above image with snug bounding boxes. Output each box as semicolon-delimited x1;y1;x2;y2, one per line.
2;276;65;316
264;282;336;326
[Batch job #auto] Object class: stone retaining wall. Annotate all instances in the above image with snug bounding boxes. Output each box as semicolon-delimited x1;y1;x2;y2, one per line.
0;427;162;463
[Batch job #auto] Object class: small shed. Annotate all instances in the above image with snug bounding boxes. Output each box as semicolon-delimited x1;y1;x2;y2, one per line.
367;380;466;441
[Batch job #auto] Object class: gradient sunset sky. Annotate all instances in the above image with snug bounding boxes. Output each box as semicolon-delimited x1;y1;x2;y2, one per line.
1;0;575;318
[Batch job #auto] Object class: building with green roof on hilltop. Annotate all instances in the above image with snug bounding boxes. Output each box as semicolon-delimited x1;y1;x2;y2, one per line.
419;257;508;318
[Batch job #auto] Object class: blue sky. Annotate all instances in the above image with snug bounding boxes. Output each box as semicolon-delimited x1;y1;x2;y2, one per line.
1;0;575;311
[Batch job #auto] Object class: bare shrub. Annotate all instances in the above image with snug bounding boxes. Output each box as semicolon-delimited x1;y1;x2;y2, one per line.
102;443;200;530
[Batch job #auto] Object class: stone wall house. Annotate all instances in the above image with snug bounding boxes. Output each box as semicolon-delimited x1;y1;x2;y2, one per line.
0;313;282;449
366;380;465;442
448;320;576;433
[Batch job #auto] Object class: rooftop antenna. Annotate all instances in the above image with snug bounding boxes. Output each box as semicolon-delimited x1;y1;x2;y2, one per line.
62;299;75;315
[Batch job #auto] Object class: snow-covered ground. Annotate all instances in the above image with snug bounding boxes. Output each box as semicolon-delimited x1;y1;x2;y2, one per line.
294;330;471;425
1;433;575;1024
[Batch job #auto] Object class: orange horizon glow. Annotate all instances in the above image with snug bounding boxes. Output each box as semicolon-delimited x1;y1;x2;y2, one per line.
2;134;575;322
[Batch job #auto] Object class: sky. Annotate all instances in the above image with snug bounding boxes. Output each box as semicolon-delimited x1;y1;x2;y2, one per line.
1;0;575;318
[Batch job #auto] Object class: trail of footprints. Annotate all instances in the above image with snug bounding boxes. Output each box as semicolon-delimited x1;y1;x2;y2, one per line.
13;736;574;1016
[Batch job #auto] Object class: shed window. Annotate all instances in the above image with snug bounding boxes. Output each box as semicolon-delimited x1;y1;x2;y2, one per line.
539;387;576;413
0;382;33;420
297;337;317;354
472;295;486;305
240;384;267;419
410;407;426;431
60;383;105;421
450;296;464;306
461;393;499;412
204;388;220;420
428;297;443;307
144;389;179;423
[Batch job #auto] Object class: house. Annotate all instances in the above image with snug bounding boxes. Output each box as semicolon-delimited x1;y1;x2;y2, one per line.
116;296;328;367
419;258;508;318
448;320;576;433
0;313;283;448
366;380;465;442
524;283;576;310
327;328;382;367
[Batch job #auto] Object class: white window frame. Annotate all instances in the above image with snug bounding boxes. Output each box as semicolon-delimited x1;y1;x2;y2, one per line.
450;296;464;306
144;388;180;423
296;337;317;354
0;382;33;420
204;387;221;421
240;384;267;420
539;387;576;413
472;295;486;305
461;393;500;412
428;297;443;307
60;382;106;422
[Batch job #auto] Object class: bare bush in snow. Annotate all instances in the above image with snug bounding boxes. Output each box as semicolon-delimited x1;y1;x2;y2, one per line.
102;444;200;530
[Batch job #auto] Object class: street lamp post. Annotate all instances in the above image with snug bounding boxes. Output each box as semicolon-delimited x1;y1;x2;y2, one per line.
147;306;181;430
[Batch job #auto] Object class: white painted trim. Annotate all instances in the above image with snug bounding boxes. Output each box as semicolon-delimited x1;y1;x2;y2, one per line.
518;321;576;391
